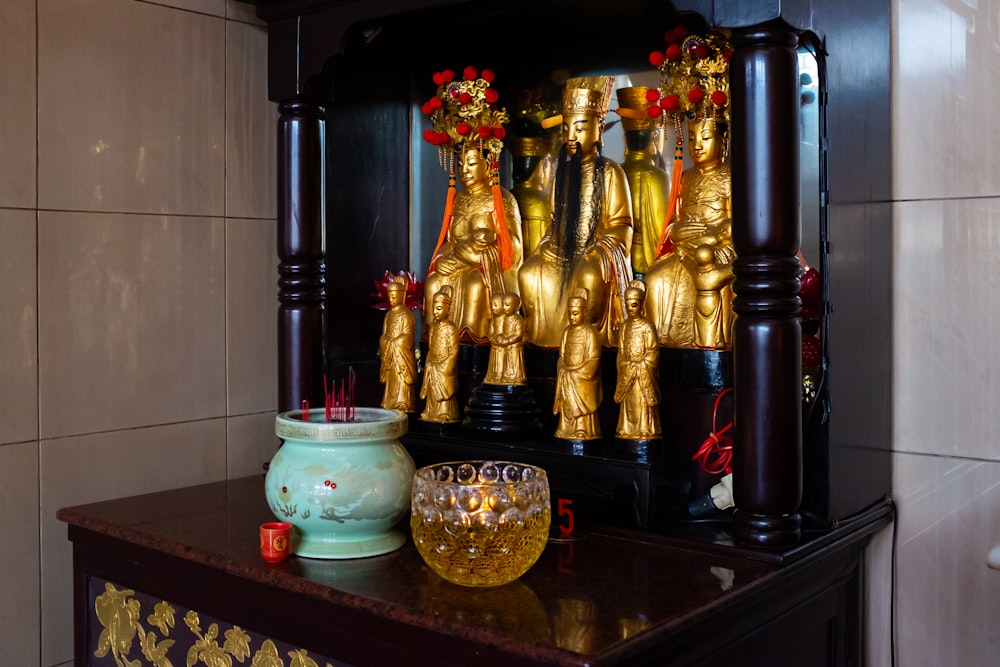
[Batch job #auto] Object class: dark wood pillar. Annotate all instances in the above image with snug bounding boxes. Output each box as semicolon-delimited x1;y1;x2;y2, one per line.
729;24;803;547
277;98;326;411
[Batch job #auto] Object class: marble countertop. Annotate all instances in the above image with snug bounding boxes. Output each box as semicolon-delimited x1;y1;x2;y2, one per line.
57;475;883;665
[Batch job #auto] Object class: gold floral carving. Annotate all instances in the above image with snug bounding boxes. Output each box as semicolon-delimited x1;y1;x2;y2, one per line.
92;582;336;667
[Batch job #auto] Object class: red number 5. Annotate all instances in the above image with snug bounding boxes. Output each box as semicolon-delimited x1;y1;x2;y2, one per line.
557;498;575;538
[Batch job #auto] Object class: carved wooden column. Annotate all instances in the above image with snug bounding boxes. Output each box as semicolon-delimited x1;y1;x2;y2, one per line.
277;98;326;411
729;24;803;547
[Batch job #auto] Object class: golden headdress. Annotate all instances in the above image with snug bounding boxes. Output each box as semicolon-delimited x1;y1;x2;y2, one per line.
541;75;616;130
421;66;514;273
614;86;658;132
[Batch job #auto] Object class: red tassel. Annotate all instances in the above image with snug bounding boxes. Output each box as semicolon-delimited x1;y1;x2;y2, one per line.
428;171;457;274
491;167;513;271
654;142;684;258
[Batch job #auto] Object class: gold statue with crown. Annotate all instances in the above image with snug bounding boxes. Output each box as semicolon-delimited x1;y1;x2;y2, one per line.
421;67;524;344
518;75;634;349
614;86;671;278
643;27;736;349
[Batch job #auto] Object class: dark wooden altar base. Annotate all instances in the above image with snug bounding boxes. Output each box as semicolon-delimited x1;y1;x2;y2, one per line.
59;476;890;667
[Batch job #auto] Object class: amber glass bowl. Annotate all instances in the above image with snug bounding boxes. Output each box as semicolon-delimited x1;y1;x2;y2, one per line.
410;461;550;587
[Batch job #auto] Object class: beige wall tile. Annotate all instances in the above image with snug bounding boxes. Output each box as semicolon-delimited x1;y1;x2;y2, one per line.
864;525;893;667
227;218;278;415
37;0;225;216
40;419;227;666
226;20;278;219
0;442;40;667
0;0;36;208
147;0;226;16
893;0;1000;200
891;452;1000;666
893;198;1000;459
227;412;279;478
38;211;226;438
0;209;38;445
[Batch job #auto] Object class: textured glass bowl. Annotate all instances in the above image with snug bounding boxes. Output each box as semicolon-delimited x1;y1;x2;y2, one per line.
410;461;550;587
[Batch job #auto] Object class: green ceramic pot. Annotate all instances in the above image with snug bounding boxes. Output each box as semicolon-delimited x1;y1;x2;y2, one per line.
266;407;415;559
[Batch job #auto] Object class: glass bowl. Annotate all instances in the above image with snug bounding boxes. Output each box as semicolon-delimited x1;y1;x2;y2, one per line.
410;461;550;587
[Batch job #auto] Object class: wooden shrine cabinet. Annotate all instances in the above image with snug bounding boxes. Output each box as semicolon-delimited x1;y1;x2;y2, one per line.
61;2;896;666
257;0;893;546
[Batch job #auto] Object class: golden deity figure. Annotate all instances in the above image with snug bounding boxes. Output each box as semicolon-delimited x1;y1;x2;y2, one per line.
614;281;661;440
378;276;418;412
644;28;736;349
420;285;460;424
615;87;670;278
518;76;634;349
421;67;523;344
484;292;527;386
509;108;560;256
644;115;734;348
553;288;603;441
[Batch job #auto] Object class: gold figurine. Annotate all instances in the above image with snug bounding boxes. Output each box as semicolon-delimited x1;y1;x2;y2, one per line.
509;105;560;256
484;292;527;386
614;281;661;439
615;87;670;278
644;115;735;348
378;276;418;412
518;76;634;348
420;285;460;423
421;67;524;343
553;288;603;441
644;29;736;349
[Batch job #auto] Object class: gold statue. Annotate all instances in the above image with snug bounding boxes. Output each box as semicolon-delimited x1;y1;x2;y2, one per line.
615;87;670;278
644;115;735;348
644;29;736;349
378;276;417;412
421;67;524;343
553;288;603;441
484;292;526;386
509;108;560;256
518;76;634;348
420;285;460;423
614;281;661;439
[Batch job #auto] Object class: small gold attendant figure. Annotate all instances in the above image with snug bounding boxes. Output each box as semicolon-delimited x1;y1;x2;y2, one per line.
378;276;417;412
553;288;603;441
420;285;460;423
485;292;527;386
614;281;661;440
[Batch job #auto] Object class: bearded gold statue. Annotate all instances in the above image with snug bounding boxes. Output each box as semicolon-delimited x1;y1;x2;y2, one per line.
615;87;670;278
553;288;603;441
378;276;418;412
423;146;524;343
614;281;661;439
518;76;633;349
644;115;735;348
420;285;460;423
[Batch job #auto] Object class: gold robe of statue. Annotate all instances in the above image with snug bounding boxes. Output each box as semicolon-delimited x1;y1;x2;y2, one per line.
484;293;526;386
616;87;670;278
644;116;735;349
519;78;633;349
553;290;603;441
378;277;417;412
424;147;523;343
420;286;460;423
614;281;661;439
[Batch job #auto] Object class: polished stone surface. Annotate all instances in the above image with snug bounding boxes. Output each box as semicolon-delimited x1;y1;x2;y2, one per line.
58;476;787;664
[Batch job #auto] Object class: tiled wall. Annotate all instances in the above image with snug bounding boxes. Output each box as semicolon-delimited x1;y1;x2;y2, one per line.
865;0;1000;665
0;1;279;665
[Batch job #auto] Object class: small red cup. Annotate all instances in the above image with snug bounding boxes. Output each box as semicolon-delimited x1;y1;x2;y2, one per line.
260;522;292;563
